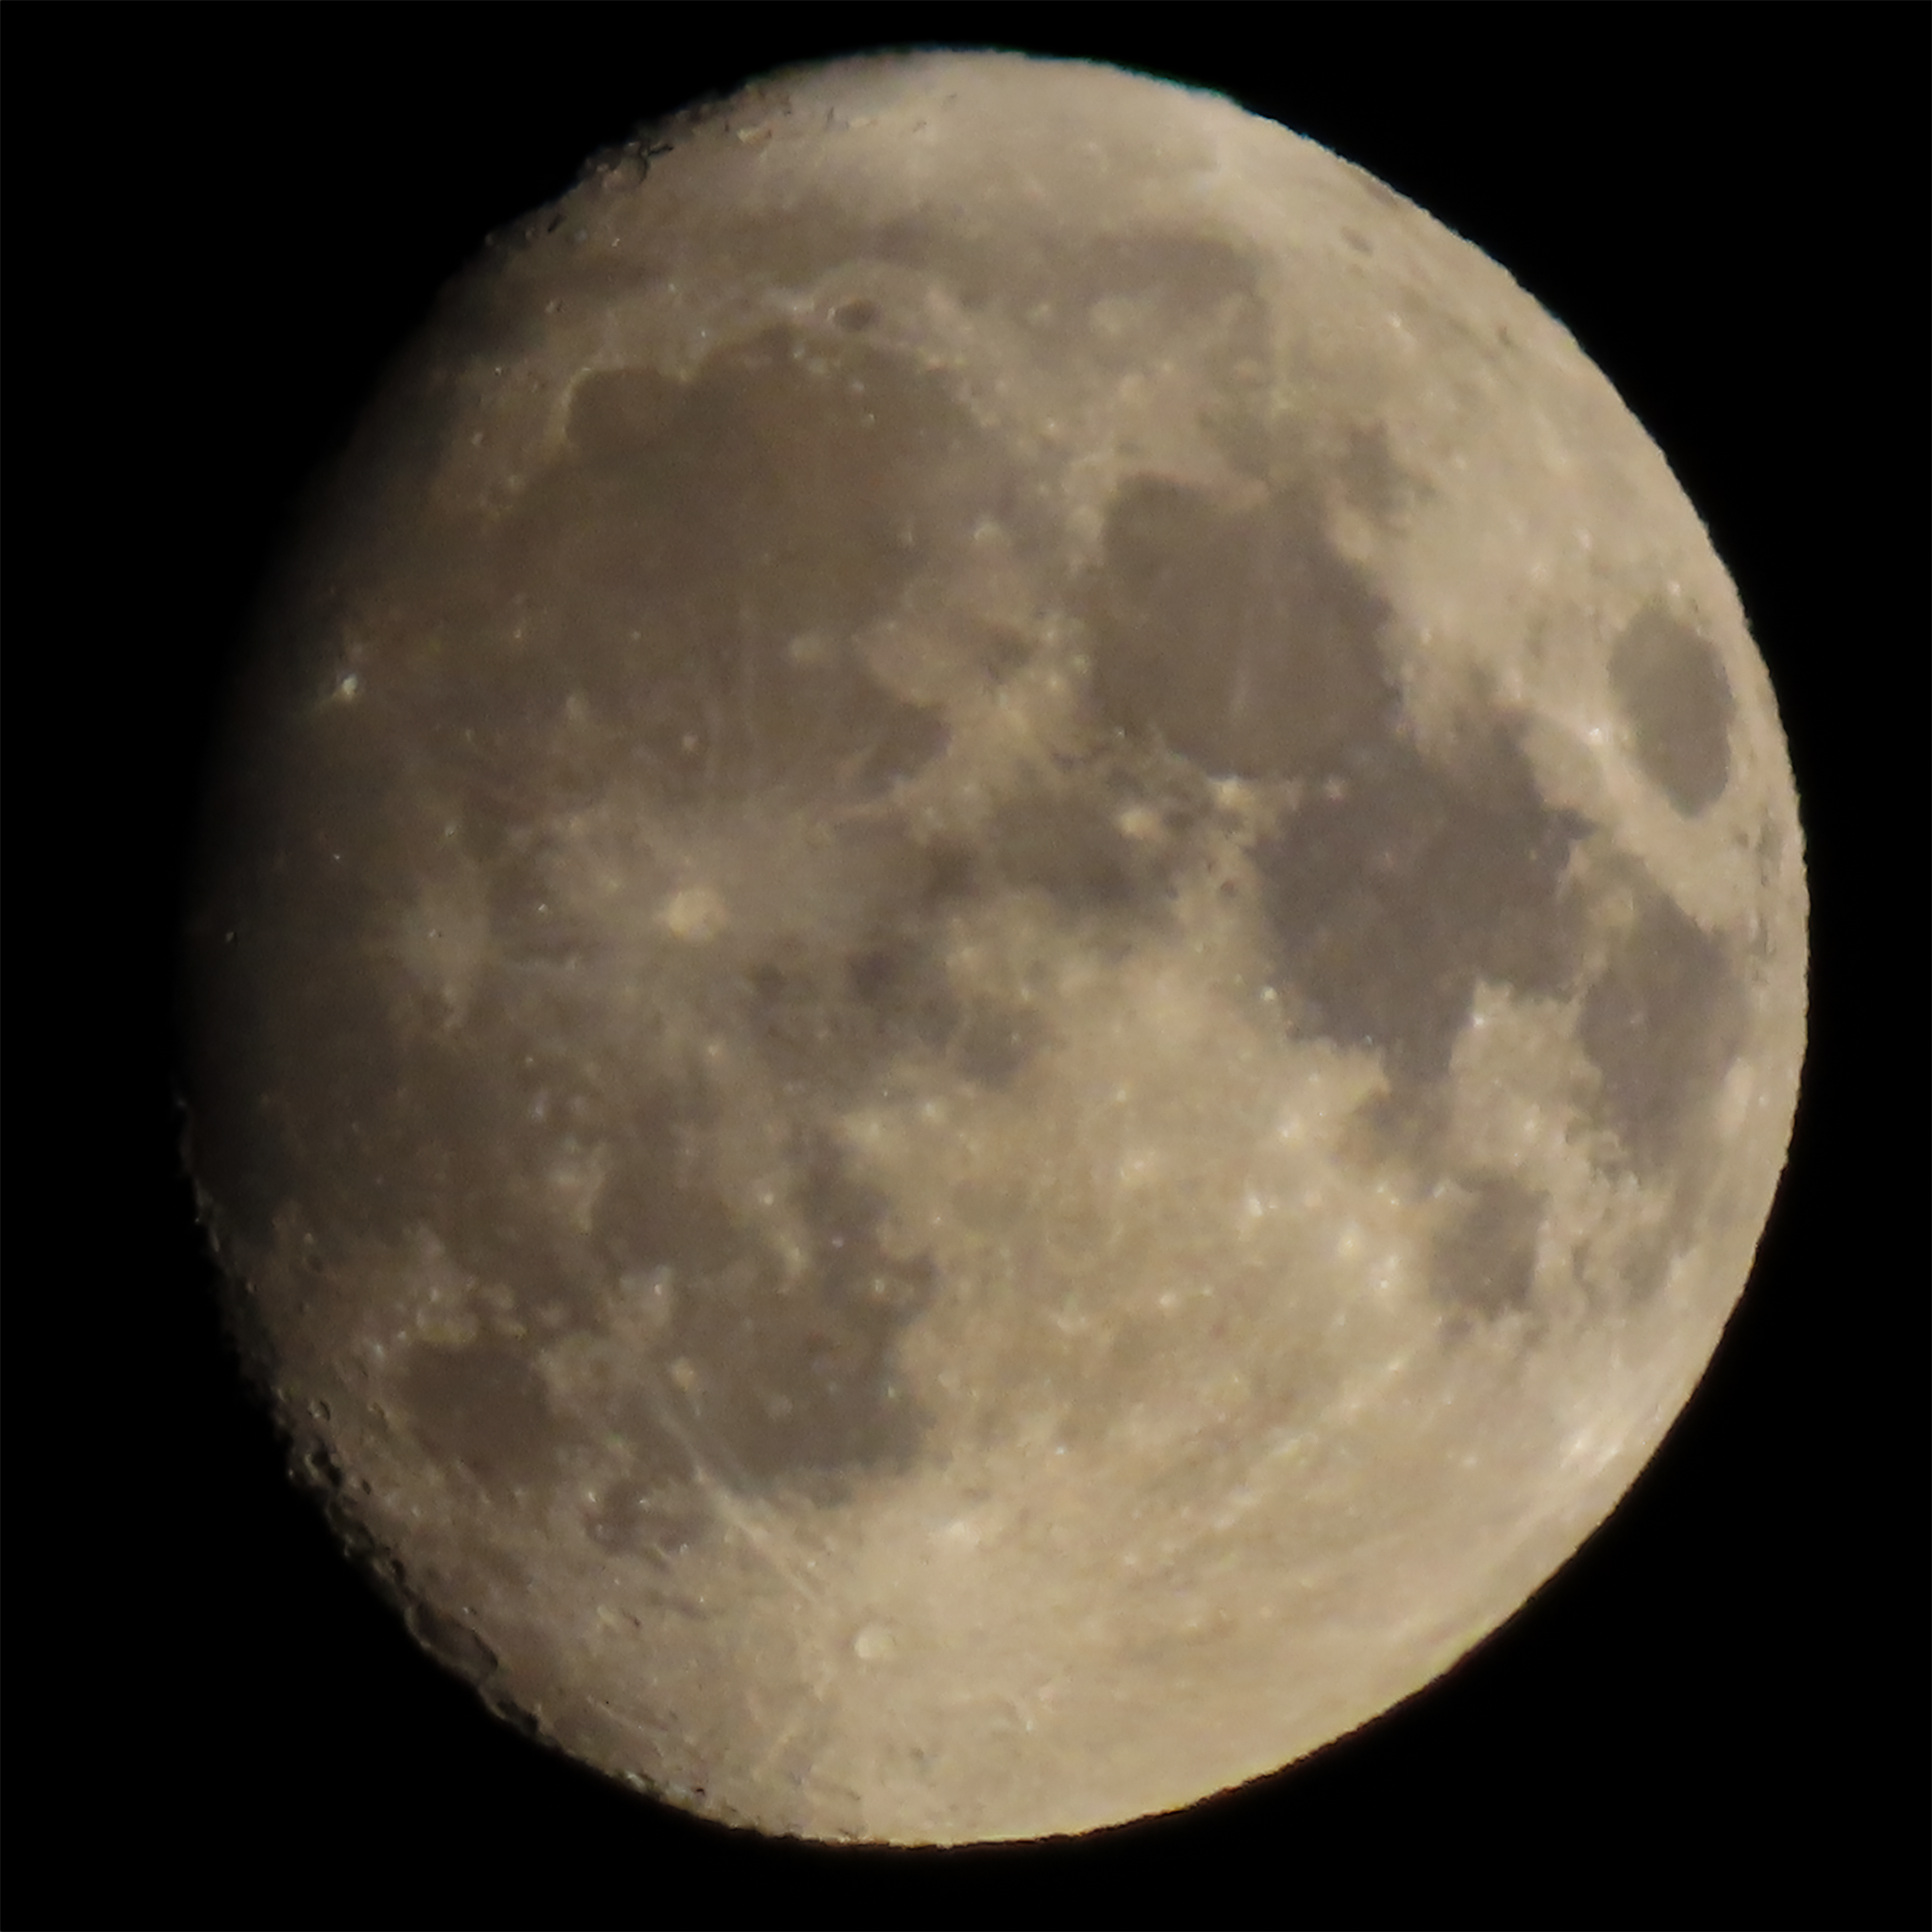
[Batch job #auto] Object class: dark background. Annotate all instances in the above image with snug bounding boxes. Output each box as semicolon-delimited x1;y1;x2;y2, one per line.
10;8;1925;1928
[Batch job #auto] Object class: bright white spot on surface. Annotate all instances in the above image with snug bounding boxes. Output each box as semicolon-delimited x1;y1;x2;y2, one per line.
617;1265;676;1339
854;1621;899;1661
1715;1059;1756;1138
661;885;728;941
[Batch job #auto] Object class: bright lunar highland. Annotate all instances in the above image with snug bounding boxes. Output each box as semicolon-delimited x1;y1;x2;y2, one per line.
181;52;1807;1843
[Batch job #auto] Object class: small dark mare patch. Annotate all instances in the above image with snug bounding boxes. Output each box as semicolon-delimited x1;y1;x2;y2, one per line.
1086;475;1397;781
1254;716;1590;1084
1431;1174;1545;1318
1579;878;1747;1178
1609;603;1735;816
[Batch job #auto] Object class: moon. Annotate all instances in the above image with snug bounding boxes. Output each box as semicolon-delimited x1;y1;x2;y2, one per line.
179;50;1805;1845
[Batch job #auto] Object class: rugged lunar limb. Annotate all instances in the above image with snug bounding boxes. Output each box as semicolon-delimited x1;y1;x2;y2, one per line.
182;53;1807;1843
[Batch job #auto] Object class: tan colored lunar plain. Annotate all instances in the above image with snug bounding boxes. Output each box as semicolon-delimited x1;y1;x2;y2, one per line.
181;53;1806;1844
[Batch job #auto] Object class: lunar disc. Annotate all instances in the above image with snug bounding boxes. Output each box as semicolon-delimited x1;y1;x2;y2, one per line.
179;50;1807;1845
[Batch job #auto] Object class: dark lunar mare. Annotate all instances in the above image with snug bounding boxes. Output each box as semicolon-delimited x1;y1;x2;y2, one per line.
179;320;1031;1536
179;190;1758;1622
1608;602;1735;818
180;269;1246;1564
1079;466;1749;1315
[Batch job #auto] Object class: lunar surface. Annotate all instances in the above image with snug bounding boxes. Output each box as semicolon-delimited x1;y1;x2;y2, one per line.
180;52;1806;1844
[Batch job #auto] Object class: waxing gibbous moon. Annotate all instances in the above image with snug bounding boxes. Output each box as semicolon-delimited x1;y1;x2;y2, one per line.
179;51;1806;1845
